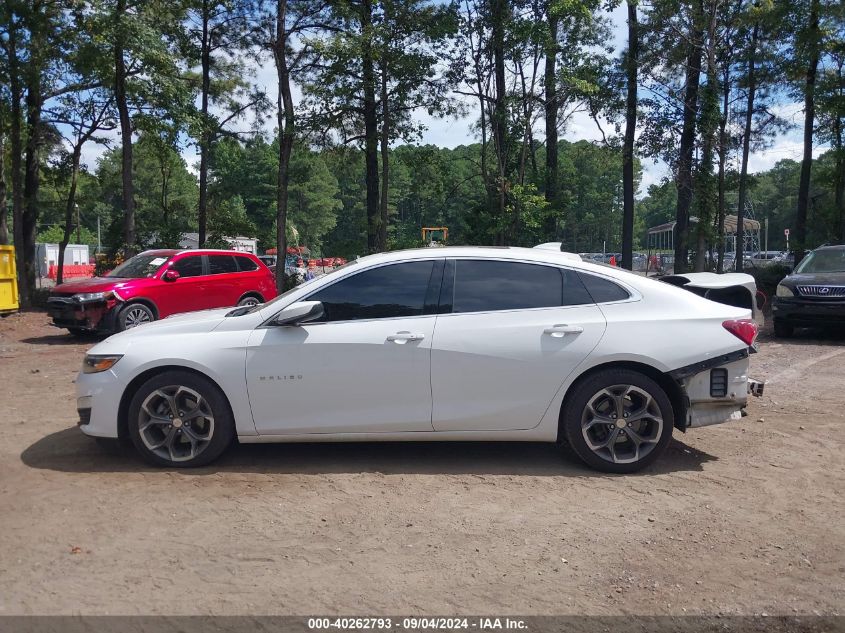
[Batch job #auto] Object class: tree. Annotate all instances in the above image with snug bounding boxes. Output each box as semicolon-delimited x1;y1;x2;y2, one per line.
183;0;262;248
621;0;638;270
88;0;191;257
790;0;822;265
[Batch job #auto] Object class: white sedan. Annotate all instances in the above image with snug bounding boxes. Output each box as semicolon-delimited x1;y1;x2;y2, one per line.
76;245;763;473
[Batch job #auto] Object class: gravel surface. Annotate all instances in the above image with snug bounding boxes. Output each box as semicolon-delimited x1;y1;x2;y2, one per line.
0;311;843;616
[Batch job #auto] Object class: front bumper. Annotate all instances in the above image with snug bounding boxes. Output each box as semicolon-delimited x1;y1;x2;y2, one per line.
772;297;845;327
75;369;125;438
47;297;120;332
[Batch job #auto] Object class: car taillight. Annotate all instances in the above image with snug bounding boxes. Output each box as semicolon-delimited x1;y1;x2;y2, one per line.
722;319;758;346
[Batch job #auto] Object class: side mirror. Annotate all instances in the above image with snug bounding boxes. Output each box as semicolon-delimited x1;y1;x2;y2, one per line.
273;301;324;326
163;269;180;282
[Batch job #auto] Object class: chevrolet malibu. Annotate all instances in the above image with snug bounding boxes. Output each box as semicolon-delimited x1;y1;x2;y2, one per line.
76;245;763;473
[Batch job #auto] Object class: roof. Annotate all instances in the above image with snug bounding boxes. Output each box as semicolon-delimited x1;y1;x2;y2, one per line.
139;248;259;257
648;215;760;234
348;246;648;286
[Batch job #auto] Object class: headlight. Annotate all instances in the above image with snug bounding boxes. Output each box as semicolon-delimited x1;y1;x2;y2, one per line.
82;354;123;374
73;290;122;303
775;284;794;298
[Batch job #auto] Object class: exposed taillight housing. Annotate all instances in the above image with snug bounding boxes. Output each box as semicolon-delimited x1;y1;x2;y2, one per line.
722;319;758;346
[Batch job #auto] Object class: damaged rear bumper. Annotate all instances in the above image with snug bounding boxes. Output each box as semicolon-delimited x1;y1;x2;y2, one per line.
669;348;765;429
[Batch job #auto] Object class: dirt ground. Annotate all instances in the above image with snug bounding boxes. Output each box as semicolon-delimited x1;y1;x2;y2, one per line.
0;310;843;617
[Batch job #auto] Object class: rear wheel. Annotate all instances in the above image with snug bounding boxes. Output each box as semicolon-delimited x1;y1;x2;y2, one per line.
117;302;155;331
127;370;234;467
561;368;674;473
773;319;793;338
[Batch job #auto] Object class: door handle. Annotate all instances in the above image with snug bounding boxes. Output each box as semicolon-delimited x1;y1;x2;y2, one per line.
387;331;425;344
543;324;584;338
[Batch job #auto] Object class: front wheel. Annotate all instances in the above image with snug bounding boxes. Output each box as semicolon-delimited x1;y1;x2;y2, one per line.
117;302;155;331
127;370;235;467
561;368;674;473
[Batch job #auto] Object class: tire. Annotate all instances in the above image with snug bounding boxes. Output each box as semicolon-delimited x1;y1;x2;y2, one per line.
773;320;794;338
561;368;674;474
126;370;235;467
237;294;263;308
117;302;155;331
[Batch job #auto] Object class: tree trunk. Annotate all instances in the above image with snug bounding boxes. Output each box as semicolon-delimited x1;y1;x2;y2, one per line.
0;130;7;245
735;21;758;272
57;146;82;286
621;0;638;271
273;0;293;292
716;65;730;273
361;0;381;253
835;116;844;243
197;0;210;248
491;0;508;244
693;0;718;273
672;0;704;274
22;51;43;305
115;0;136;257
793;0;820;267
379;56;389;250
6;11;27;304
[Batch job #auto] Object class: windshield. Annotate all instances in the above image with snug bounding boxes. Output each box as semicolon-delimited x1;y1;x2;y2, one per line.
794;250;845;274
107;253;172;278
240;259;360;315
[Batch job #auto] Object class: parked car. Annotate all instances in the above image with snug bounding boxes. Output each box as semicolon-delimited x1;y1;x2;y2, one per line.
76;244;763;473
772;244;845;337
47;249;277;335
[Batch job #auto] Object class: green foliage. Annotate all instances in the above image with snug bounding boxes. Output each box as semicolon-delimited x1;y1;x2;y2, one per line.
206;196;256;249
37;224;97;247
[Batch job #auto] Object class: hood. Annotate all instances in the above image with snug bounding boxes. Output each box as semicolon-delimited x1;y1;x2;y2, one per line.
51;276;133;295
782;271;845;287
99;307;234;348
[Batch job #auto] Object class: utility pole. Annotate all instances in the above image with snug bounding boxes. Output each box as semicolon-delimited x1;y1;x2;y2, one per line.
75;203;80;244
97;214;101;253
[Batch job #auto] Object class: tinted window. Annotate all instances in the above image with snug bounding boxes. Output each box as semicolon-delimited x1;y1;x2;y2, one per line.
171;255;203;278
578;272;630;303
208;255;239;275
310;261;435;322
452;260;565;313
236;256;259;272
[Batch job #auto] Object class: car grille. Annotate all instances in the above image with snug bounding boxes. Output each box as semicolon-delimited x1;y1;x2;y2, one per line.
796;285;845;297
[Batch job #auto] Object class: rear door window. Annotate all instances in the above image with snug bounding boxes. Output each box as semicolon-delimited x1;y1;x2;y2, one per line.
451;260;589;313
208;255;239;275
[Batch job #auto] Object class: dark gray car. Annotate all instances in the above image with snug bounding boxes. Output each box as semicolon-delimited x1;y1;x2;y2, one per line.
772;245;845;337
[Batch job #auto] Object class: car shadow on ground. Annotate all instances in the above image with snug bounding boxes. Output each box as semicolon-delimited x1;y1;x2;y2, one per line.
20;333;104;346
21;426;716;477
757;323;845;345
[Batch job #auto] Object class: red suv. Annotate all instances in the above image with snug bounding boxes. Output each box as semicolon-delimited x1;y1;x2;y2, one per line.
47;249;277;335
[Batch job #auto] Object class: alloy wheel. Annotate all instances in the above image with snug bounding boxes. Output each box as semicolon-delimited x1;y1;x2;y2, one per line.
137;385;215;463
124;306;152;329
581;384;663;465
